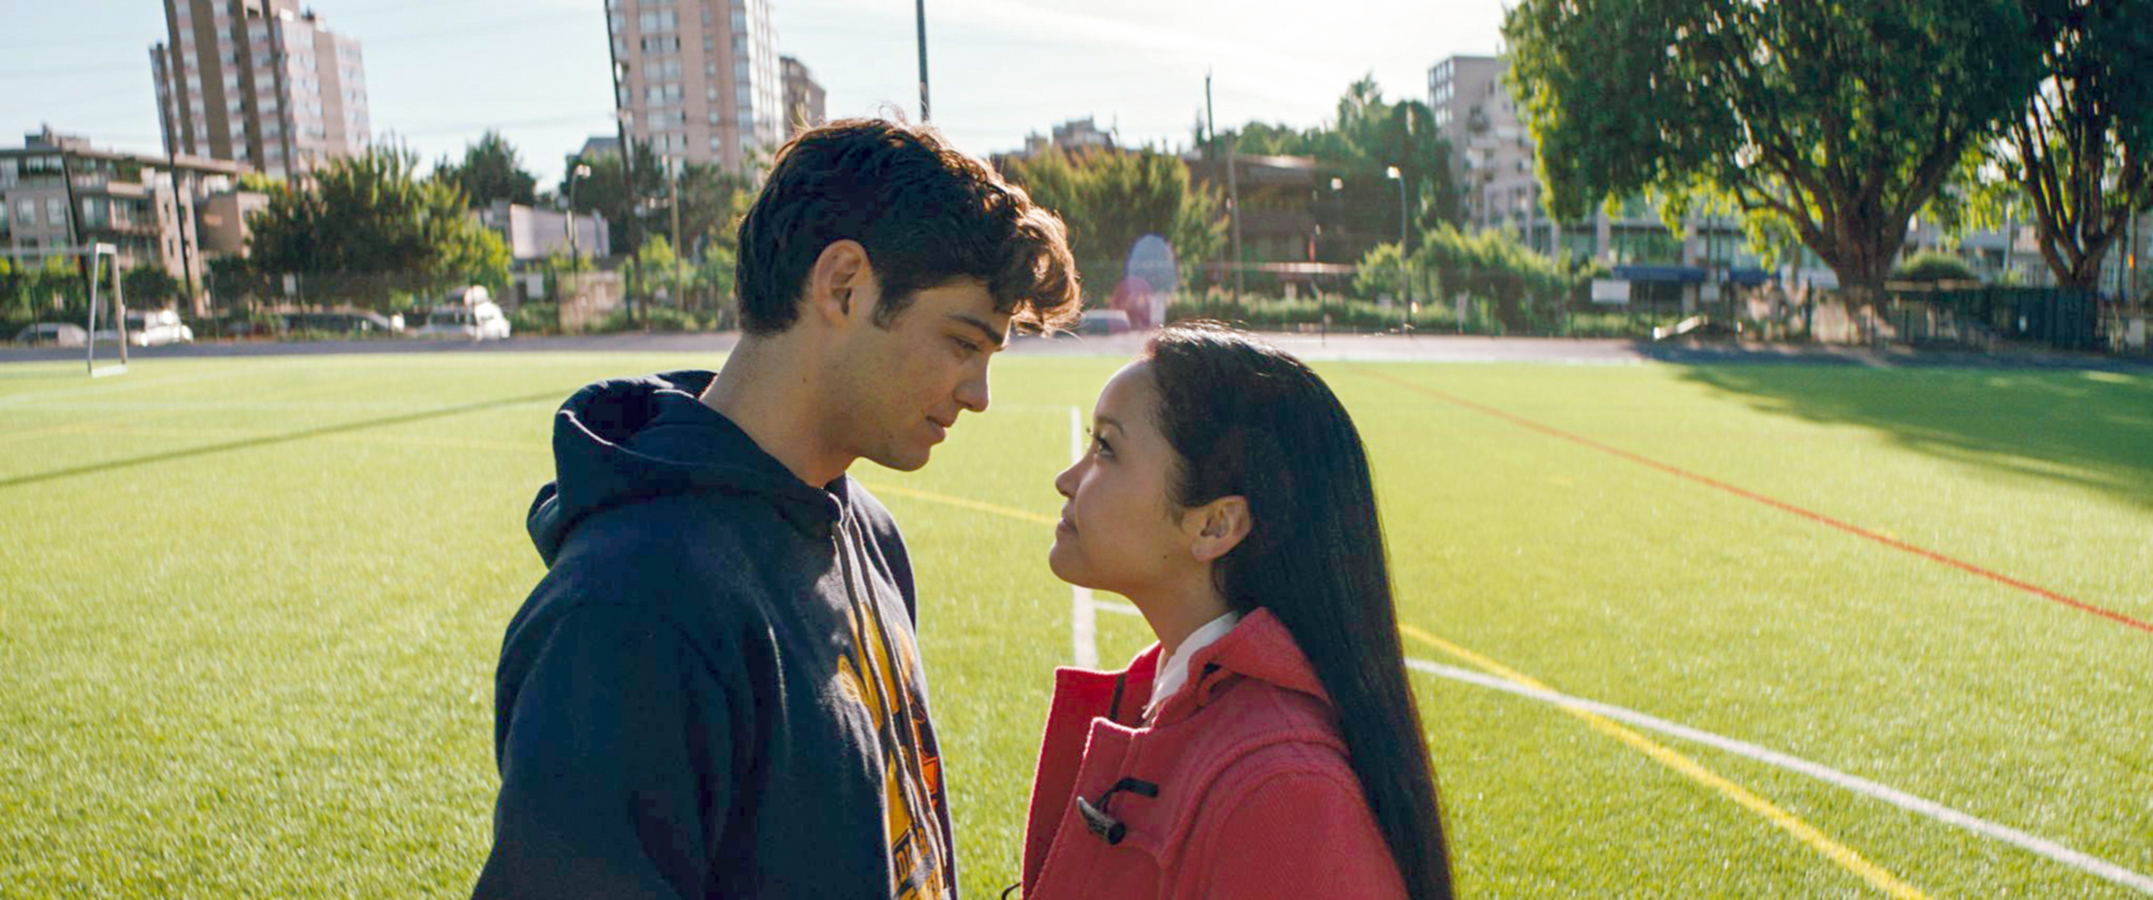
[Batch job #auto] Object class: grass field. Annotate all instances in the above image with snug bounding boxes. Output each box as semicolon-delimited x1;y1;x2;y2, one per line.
1;347;2148;898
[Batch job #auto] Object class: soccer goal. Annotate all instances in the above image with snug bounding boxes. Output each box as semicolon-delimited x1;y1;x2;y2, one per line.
2;242;128;377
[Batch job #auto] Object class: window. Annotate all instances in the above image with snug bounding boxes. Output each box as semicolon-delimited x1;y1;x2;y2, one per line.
47;197;66;225
638;10;676;30
18;199;35;226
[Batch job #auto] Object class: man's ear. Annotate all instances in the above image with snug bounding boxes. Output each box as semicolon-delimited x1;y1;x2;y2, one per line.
1187;495;1252;563
805;240;874;327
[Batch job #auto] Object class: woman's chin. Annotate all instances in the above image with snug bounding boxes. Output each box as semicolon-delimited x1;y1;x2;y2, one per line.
1046;544;1087;588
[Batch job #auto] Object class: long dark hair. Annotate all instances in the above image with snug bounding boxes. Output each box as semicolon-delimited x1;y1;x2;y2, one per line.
1143;322;1454;899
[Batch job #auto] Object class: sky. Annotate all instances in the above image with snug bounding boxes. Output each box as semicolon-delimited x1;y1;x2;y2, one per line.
0;0;1509;189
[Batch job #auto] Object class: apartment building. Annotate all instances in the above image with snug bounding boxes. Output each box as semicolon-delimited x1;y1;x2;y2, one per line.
150;0;370;179
606;0;783;172
1;128;244;310
780;56;826;139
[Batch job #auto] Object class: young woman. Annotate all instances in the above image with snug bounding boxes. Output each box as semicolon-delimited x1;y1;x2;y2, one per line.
1015;323;1455;899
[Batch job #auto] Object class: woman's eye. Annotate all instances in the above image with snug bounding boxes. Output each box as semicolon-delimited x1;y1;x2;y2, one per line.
952;337;980;355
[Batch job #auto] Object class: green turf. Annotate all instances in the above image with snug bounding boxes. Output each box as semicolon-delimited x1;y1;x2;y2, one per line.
1;351;2147;897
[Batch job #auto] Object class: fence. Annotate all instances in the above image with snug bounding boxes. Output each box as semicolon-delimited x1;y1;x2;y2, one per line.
1793;286;2107;352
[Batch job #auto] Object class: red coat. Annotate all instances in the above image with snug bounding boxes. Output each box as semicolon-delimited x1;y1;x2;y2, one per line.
1019;608;1407;899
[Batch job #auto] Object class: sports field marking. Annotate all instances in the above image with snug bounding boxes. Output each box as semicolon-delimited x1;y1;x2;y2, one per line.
1358;369;2153;635
1066;405;1098;669
823;482;2143;894
860;482;1054;526
1398;655;2153;896
0;359;304;410
0;389;562;491
1402;616;1928;899
1102;602;1929;895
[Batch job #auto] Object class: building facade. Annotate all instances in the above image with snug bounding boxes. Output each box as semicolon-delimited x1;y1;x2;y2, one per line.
606;0;783;173
1429;54;1784;305
780;56;826;139
151;0;370;179
1;129;244;311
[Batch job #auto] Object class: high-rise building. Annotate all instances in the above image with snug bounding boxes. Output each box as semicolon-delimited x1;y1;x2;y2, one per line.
780;56;825;139
606;0;783;173
1427;55;1541;239
151;0;370;179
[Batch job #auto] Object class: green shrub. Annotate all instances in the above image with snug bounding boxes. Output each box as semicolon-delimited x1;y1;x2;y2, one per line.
509;303;560;336
1893;251;1981;283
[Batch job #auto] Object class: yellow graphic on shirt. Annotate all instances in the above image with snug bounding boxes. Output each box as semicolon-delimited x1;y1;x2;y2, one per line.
836;597;949;900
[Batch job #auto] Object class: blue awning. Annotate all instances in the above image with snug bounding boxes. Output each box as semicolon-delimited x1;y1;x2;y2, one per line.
1612;264;1708;284
1727;267;1774;286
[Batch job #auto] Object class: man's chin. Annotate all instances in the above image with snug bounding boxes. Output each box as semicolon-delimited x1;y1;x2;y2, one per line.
865;446;933;473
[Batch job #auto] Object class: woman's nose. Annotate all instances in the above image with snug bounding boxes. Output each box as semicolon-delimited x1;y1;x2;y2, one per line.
1053;459;1082;498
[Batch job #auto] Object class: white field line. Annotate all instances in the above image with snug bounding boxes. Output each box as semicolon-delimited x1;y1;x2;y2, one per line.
1092;596;2150;894
1400;659;2153;896
0;361;294;409
1068;405;1097;669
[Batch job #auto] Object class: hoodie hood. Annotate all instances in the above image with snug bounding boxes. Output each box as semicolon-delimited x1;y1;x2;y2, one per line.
527;370;846;564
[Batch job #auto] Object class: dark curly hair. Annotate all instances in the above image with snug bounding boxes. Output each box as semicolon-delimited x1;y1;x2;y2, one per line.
735;118;1081;335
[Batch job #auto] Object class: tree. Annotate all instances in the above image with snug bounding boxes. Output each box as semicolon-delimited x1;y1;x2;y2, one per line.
122;265;183;309
1001;147;1225;300
561;141;664;256
1412;224;1583;330
246;145;511;309
436;130;538;210
1505;0;2047;298
1990;0;2153;291
1235;76;1461;241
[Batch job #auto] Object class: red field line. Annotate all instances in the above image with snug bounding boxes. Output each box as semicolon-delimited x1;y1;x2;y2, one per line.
1364;370;2153;635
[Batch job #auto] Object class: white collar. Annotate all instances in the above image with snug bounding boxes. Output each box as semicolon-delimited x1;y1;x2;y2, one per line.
1145;610;1243;720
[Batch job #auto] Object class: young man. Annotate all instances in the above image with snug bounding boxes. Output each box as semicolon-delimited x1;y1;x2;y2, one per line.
472;119;1079;899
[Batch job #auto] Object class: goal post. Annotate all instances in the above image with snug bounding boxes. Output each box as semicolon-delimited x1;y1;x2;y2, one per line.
1;242;128;377
83;243;128;378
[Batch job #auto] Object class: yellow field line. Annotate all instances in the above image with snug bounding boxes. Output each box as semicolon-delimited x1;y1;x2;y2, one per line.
825;487;1929;898
1399;623;1929;899
859;480;1057;526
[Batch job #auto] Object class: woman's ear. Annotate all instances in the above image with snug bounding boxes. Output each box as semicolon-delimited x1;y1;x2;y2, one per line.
1187;495;1252;563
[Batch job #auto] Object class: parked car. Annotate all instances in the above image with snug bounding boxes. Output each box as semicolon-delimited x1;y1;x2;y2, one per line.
414;301;511;341
89;309;194;347
12;323;89;347
281;309;402;335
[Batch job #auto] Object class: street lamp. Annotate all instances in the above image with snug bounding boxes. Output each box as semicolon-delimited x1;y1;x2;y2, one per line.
567;163;592;267
1385;166;1406;249
1387;166;1411;334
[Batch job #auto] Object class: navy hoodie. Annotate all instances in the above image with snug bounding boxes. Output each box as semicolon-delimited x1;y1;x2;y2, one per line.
473;371;957;899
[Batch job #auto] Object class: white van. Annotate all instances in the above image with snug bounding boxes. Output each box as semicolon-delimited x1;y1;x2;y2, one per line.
414;286;511;341
91;309;195;346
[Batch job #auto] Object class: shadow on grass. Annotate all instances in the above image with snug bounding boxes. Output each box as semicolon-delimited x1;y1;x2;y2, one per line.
0;389;564;492
1675;364;2153;511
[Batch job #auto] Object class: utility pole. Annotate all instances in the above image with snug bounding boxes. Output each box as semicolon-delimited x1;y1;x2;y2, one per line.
1206;71;1243;307
602;3;642;326
915;0;931;122
671;158;685;314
